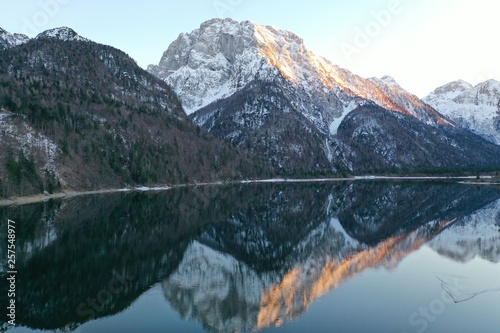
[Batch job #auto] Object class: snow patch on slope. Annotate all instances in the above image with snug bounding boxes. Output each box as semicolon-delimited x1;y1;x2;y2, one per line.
0;113;62;181
329;100;358;135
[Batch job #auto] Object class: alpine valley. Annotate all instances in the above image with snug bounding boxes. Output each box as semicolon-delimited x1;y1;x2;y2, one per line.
1;19;500;198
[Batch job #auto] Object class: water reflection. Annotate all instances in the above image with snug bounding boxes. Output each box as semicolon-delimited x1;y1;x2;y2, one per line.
0;182;499;332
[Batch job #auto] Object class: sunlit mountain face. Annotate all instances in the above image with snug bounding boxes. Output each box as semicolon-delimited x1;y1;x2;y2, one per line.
149;18;445;124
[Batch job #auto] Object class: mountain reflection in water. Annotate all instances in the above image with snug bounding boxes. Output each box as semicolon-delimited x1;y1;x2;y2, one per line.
1;182;499;333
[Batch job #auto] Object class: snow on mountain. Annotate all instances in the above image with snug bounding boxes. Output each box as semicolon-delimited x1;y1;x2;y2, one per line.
147;18;492;173
424;79;500;145
427;199;500;263
149;18;447;127
1;26;89;50
425;79;473;101
0;27;29;50
368;75;452;126
1;27;266;197
148;19;266;114
36;27;89;42
0;111;62;181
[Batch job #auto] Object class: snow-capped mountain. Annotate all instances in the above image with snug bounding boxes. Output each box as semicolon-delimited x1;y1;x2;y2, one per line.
149;18;446;125
368;75;449;126
0;26;88;51
35;27;90;42
149;18;500;172
0;27;29;50
424;79;500;145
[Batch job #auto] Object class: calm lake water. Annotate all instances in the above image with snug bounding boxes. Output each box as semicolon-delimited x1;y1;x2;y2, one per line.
1;181;499;333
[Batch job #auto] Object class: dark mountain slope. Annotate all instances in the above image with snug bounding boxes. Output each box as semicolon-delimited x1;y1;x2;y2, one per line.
192;78;331;173
0;29;268;197
332;104;500;172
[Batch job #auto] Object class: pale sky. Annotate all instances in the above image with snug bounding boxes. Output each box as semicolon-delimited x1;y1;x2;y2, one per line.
1;0;498;97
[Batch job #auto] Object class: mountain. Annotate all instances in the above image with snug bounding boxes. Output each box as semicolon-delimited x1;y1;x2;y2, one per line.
35;26;90;42
0;26;88;50
148;19;445;124
149;19;500;173
423;79;500;145
331;103;500;171
0;27;29;50
0;27;268;198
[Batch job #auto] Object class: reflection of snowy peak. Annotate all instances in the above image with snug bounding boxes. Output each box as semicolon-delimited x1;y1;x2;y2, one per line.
428;199;500;263
162;217;364;333
424;80;500;145
160;209;456;332
158;183;500;332
162;241;268;333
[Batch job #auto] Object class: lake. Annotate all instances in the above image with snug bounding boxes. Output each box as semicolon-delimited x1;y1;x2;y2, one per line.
1;181;499;333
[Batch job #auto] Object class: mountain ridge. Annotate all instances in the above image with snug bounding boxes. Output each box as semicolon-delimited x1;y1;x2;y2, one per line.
148;18;450;126
0;27;29;50
149;18;500;173
424;79;500;145
35;27;90;42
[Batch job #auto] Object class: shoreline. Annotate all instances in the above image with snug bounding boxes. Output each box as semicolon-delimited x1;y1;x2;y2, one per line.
0;175;497;207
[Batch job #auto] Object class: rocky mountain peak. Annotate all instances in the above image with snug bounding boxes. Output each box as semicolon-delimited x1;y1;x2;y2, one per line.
426;80;474;101
376;75;403;89
148;17;331;113
423;79;500;145
148;19;264;113
472;79;500;104
36;27;89;42
148;19;448;125
147;19;499;173
0;27;30;50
